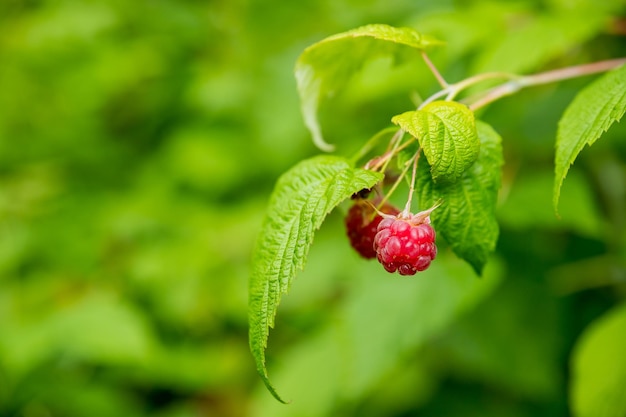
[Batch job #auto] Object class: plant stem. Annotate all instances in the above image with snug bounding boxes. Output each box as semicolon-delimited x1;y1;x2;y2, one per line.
376;152;414;212
468;57;626;111
350;126;398;166
402;152;420;216
420;72;519;109
445;72;520;101
377;130;405;173
419;89;450;109
421;51;448;88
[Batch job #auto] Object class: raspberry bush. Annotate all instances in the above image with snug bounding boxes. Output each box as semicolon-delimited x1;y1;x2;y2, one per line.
248;23;626;403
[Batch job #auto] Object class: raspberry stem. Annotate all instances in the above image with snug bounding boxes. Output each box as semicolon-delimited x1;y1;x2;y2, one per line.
351;126;398;166
402;151;420;217
374;152;415;214
363;131;417;175
377;129;406;173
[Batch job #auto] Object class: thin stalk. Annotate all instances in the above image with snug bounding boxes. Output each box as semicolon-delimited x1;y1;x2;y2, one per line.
419;89;450;109
385;127;405;153
377;130;406;173
422;51;448;88
350;126;399;165
375;153;414;212
469;58;626;111
445;72;520;101
402;152;420;217
364;129;403;171
420;72;519;109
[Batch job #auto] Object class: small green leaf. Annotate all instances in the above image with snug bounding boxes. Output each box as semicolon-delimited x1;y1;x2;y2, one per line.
554;64;626;212
571;303;626;417
295;24;442;151
249;155;383;402
417;120;502;274
393;101;480;183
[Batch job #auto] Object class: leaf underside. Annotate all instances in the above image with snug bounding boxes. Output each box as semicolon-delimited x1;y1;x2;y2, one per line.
295;24;442;151
554;64;626;211
249;155;383;402
418;120;503;275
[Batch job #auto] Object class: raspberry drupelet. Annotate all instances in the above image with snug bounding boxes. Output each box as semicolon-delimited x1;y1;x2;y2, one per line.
373;214;437;276
345;200;400;259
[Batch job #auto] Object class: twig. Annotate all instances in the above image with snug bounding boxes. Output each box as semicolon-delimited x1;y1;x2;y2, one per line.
468;58;626;111
421;51;448;89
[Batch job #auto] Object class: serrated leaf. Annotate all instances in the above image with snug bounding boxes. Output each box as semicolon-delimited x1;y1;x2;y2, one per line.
417;120;502;274
393;101;480;183
554;64;626;212
249;155;383;402
295;24;442;151
570;303;626;417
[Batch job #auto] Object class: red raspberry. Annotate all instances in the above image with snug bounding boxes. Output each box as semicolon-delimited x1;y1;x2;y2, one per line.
345;201;399;259
373;216;437;275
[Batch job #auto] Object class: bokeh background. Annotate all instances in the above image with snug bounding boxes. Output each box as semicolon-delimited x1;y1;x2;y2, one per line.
1;0;625;416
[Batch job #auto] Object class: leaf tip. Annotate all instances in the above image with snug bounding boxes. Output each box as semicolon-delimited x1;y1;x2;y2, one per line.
471;263;485;277
553;165;568;218
262;375;290;404
253;353;290;403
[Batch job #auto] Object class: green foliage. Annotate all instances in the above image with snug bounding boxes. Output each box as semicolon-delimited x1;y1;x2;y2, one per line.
257;4;625;408
431;276;564;401
571;303;626;417
499;169;603;238
554;64;626;211
473;13;607;74
1;1;626;416
249;155;383;402
392;101;480;183
295;24;441;151
417;120;502;275
250;251;502;417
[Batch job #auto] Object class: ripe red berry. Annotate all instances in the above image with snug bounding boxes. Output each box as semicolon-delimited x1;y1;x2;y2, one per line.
373;216;437;275
345;201;399;259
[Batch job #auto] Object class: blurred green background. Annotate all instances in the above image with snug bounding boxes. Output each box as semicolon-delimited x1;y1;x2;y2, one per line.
1;0;625;416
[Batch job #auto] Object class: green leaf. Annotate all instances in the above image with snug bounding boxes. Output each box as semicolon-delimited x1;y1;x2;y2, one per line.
554;64;626;211
417;120;502;274
295;24;442;151
249;155;383;402
571;303;626;417
392;101;480;183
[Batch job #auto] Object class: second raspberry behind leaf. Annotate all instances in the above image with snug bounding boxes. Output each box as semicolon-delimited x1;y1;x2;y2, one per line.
345;200;399;259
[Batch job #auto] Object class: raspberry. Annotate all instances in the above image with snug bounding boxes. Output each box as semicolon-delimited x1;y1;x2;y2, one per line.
373;216;437;275
345;201;399;259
